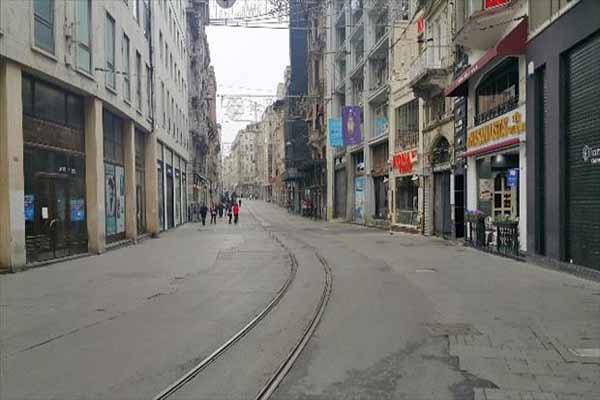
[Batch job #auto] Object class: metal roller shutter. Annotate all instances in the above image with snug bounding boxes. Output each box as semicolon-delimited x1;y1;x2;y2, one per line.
334;168;347;219
565;32;600;270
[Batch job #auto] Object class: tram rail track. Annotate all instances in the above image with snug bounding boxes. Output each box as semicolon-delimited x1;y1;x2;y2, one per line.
152;204;333;400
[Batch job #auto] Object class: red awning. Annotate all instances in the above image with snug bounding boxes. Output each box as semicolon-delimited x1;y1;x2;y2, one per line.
445;18;528;97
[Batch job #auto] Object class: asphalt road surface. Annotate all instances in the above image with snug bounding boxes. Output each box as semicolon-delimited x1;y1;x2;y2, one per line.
1;200;599;400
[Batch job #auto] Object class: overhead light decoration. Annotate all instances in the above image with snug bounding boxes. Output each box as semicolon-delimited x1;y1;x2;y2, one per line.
216;0;237;9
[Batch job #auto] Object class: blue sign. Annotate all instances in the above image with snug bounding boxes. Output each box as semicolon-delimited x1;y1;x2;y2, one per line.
507;168;519;188
328;118;343;147
24;194;34;221
71;199;86;222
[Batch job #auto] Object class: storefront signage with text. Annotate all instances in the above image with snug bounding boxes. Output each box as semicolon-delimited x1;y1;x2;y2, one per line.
467;110;525;149
393;149;417;174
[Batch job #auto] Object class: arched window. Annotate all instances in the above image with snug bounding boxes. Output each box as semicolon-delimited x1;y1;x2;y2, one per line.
475;57;519;125
431;136;450;165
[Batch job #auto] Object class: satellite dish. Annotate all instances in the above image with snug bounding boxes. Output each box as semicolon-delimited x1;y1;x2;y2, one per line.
216;0;237;9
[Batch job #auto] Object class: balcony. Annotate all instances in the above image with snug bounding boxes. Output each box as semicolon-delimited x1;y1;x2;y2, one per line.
454;0;525;50
474;96;518;126
407;51;451;99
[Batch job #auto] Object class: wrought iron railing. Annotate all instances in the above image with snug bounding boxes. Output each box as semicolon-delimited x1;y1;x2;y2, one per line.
466;219;520;259
395;131;418;151
474;96;518;126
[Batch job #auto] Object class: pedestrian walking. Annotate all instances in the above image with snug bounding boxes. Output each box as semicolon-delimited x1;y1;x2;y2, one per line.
238;198;242;207
233;202;240;224
218;203;224;218
199;204;208;226
227;204;233;224
210;205;217;224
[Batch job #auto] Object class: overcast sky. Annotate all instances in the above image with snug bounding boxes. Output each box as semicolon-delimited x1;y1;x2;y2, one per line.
206;12;290;156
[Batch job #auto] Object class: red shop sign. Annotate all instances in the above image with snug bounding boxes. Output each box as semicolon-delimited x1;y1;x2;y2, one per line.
393;149;417;174
485;0;511;9
416;15;424;35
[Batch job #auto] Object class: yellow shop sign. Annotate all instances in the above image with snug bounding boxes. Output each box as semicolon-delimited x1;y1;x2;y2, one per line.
467;111;526;149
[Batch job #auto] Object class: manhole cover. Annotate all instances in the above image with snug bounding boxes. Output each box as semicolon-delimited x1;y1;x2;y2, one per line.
425;323;481;336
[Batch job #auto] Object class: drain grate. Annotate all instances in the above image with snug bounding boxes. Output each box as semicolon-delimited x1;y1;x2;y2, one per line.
425;322;481;337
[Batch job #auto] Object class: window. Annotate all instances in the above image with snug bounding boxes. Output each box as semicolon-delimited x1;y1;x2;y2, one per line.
143;0;151;38
159;32;163;61
34;0;55;53
136;52;142;110
475;58;519;125
122;35;131;100
424;95;446;127
146;64;152;119
133;0;139;22
105;13;116;89
165;44;169;68
161;81;166;127
395;99;419;150
75;0;91;72
23;76;83;129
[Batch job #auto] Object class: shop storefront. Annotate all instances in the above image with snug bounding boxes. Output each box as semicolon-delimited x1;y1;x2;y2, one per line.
371;141;389;220
352;151;365;224
135;130;146;234
527;0;600;270
333;155;347;219
465;105;526;257
103;110;126;243
22;75;87;262
431;137;452;237
392;148;419;227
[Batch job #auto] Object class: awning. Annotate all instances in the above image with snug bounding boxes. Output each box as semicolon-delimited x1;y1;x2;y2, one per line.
445;18;527;97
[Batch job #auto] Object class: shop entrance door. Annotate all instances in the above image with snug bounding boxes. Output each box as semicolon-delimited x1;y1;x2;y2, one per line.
166;168;174;228
434;171;452;237
30;176;70;261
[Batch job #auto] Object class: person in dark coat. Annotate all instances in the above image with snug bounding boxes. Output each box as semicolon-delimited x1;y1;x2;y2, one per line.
210;205;217;224
218;203;224;218
199;204;208;226
227;204;233;224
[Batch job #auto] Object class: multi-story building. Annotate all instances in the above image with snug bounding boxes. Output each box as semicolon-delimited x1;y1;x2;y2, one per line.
228;124;258;197
0;0;210;271
406;0;457;238
326;0;392;226
302;0;327;219
526;0;600;271
155;0;191;232
187;0;219;208
445;0;529;254
0;1;149;268
388;1;421;231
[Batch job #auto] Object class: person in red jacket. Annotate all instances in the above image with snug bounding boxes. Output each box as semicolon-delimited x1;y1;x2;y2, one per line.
232;202;240;224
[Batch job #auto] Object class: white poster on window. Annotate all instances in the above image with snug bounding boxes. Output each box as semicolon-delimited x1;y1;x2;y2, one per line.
115;165;126;233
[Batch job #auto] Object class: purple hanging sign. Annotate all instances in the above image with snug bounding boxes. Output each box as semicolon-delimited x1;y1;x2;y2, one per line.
342;106;362;146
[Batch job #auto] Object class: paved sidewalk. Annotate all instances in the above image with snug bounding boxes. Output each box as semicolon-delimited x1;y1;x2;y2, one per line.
0;214;291;399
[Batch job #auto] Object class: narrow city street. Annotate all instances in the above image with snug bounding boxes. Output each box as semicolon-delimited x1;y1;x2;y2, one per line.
2;201;599;399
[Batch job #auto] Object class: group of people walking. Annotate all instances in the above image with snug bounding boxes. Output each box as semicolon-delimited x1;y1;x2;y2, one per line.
193;201;240;226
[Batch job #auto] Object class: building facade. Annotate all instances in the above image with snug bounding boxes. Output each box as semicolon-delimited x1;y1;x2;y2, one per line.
155;0;191;232
445;0;529;254
526;0;600;271
0;0;212;271
326;0;392;226
1;0;156;269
